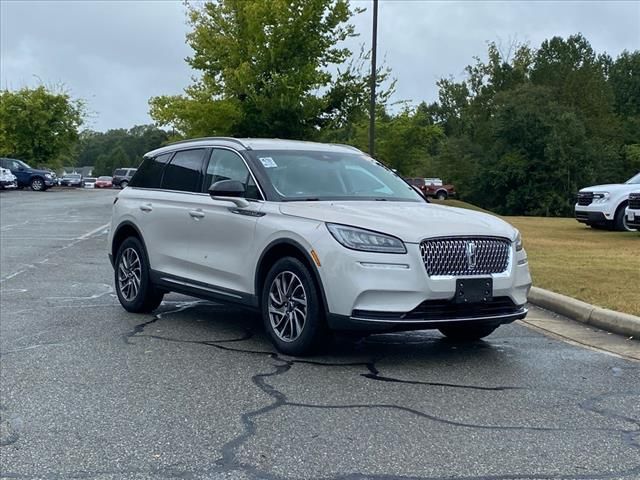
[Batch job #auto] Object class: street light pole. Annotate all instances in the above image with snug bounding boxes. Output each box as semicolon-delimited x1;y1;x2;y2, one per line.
369;0;378;157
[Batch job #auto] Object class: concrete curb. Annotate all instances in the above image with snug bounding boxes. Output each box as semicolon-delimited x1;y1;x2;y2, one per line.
528;286;640;338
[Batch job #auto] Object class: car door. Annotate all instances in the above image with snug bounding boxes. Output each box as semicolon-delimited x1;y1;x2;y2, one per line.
175;147;264;296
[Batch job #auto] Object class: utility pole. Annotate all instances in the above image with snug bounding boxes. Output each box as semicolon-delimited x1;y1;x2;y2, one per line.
369;0;378;157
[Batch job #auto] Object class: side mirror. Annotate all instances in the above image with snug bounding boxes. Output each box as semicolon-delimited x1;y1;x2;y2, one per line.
209;180;249;208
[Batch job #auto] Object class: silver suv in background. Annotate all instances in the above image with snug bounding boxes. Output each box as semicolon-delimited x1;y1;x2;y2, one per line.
108;138;531;355
112;168;137;189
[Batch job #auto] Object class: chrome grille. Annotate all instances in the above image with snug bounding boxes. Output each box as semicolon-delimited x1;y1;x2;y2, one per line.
629;193;640;210
420;237;511;276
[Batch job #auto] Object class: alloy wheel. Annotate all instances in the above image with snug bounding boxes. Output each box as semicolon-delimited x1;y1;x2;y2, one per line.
118;247;142;301
268;271;307;342
31;179;43;191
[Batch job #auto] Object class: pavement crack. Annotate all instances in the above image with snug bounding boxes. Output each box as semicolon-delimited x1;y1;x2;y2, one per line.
360;372;523;391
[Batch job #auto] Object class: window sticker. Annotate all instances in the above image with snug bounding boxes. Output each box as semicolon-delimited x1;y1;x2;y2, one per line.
259;157;278;168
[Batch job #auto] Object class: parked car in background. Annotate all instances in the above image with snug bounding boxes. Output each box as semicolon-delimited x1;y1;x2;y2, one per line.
82;177;97;188
0;157;57;191
108;137;531;355
625;191;640;231
405;177;456;200
95;176;113;188
60;173;83;187
0;167;18;189
112;168;137;189
575;172;640;231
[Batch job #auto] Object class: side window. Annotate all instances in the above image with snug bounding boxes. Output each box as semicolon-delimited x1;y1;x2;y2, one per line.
204;149;262;200
161;149;206;192
129;153;172;189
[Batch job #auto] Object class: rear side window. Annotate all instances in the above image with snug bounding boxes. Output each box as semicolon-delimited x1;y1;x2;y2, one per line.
129;153;172;189
161;149;206;192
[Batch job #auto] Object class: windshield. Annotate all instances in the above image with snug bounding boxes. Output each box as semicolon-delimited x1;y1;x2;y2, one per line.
98;176;111;180
65;174;81;178
250;150;422;202
625;173;640;185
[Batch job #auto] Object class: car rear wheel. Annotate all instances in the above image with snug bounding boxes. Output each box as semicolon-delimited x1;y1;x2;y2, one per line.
115;237;164;313
262;257;327;356
30;177;44;191
439;324;497;341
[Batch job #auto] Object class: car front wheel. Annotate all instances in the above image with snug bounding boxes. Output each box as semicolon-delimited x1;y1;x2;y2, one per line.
439;324;497;341
120;181;128;189
262;257;327;356
614;204;635;232
30;177;45;191
115;237;164;313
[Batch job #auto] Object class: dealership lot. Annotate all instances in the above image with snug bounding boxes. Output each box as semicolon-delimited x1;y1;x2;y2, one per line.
1;189;639;479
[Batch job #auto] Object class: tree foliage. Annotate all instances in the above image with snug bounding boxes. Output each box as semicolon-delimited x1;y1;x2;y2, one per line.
75;125;169;176
0;86;85;169
149;0;391;141
427;35;639;215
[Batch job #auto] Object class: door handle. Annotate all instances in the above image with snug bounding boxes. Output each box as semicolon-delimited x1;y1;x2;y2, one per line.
139;203;153;212
189;209;205;219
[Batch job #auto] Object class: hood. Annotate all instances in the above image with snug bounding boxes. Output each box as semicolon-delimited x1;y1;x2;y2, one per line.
29;168;53;176
279;201;516;243
580;183;639;193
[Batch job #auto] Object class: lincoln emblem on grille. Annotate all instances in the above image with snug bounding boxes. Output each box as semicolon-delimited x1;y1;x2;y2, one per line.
466;241;477;270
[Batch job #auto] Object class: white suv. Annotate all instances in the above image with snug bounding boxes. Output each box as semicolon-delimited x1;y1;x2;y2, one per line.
626;191;640;230
108;138;531;355
575;172;640;231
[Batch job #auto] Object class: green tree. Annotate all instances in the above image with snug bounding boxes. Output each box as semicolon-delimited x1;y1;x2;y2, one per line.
93;145;132;176
149;0;387;140
0;86;85;169
75;125;169;168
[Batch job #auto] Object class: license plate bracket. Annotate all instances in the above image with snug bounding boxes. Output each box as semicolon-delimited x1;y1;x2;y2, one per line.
455;278;493;304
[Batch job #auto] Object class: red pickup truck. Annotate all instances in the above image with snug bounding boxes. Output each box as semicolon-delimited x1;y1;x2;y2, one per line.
405;177;456;200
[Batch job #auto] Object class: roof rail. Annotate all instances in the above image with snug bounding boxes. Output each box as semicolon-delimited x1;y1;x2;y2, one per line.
330;143;363;153
166;137;251;150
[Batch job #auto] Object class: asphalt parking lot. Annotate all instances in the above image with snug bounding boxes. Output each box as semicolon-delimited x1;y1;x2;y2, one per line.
1;188;639;480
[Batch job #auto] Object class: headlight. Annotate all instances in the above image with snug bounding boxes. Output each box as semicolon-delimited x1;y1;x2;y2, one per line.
326;223;406;254
593;192;610;203
514;230;523;251
44;173;52;178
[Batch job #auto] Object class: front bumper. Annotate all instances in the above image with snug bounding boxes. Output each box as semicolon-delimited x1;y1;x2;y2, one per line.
312;235;532;330
574;205;613;225
0;180;17;188
627;209;640;229
44;178;56;187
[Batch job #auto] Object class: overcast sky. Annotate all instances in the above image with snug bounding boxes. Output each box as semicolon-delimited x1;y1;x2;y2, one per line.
1;0;638;132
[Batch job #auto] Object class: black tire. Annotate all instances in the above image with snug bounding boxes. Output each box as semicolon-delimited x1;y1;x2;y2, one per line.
120;180;128;189
114;236;164;313
261;257;327;356
614;203;634;232
439;324;498;342
436;190;448;200
30;177;45;191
